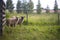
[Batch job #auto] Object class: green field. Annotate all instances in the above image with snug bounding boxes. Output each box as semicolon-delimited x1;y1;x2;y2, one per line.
0;13;60;40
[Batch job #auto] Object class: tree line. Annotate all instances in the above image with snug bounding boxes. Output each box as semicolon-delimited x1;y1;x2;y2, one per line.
6;0;58;14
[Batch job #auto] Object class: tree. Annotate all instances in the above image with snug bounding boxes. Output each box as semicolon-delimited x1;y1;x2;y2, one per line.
6;0;14;12
54;0;58;13
22;0;29;24
16;0;22;13
37;0;41;14
54;0;59;25
22;0;27;13
27;0;34;13
46;5;50;13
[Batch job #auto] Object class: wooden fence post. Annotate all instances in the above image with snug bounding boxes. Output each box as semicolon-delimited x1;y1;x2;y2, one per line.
58;13;59;25
0;0;5;36
26;10;28;25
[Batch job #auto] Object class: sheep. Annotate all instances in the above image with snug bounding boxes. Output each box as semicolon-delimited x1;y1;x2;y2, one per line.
6;16;18;27
17;16;24;25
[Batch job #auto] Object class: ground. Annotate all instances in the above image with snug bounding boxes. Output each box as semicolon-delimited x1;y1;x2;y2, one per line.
0;13;60;40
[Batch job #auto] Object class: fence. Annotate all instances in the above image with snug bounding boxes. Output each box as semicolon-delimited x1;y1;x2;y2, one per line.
0;0;6;36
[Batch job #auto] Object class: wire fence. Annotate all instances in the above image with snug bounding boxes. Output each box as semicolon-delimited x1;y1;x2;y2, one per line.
5;9;60;25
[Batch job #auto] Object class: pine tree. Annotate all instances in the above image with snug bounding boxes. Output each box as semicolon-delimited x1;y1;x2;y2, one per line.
22;0;27;13
27;0;34;13
6;0;14;12
46;5;50;13
16;0;22;13
54;0;58;13
37;0;41;14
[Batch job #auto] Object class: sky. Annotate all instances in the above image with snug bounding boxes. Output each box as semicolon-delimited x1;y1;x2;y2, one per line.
4;0;60;9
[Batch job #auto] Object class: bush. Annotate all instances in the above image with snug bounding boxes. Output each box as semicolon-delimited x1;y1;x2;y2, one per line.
5;10;10;18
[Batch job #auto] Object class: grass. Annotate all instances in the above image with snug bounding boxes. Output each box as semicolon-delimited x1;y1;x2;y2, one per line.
0;12;60;40
2;25;60;40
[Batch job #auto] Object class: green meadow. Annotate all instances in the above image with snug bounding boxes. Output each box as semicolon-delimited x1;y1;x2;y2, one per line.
0;12;60;40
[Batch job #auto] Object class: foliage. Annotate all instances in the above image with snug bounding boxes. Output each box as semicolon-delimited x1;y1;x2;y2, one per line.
54;0;58;13
22;0;27;14
6;0;14;12
46;5;50;13
27;0;34;13
37;0;41;14
16;0;22;13
5;10;10;18
1;13;60;40
2;25;60;40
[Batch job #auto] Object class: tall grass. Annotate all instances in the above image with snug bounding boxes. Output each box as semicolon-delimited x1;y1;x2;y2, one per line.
23;13;59;25
1;12;60;40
